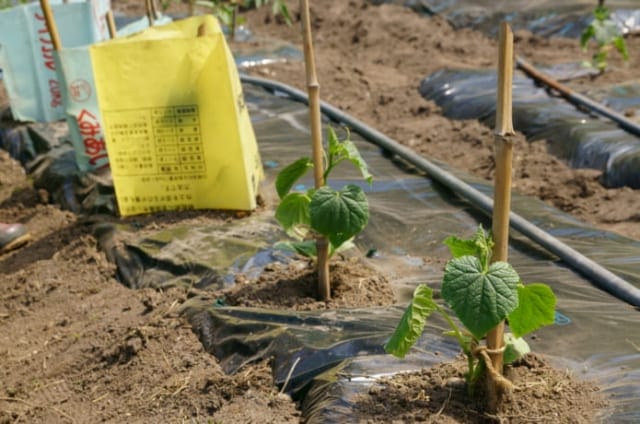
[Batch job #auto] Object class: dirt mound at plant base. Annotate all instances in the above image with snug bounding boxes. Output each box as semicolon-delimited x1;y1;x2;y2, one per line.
356;353;608;423
220;256;396;310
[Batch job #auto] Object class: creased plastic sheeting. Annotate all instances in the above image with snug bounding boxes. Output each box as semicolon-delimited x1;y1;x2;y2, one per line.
419;68;640;189
0;122;117;213
2;72;639;420
375;0;640;38
171;83;640;422
105;217;286;290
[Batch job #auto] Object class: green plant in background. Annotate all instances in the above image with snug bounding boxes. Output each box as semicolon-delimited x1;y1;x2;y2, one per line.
580;0;629;73
385;226;556;393
250;0;290;22
0;0;27;10
275;126;372;260
190;0;290;37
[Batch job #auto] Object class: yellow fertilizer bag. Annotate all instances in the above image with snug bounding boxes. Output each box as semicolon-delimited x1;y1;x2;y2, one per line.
90;15;263;215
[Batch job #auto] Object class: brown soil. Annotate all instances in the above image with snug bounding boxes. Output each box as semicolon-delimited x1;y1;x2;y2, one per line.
356;353;608;423
1;0;636;422
220;256;395;310
241;0;640;241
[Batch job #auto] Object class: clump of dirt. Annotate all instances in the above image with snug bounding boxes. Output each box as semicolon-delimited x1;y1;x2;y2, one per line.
356;353;608;423
221;256;395;310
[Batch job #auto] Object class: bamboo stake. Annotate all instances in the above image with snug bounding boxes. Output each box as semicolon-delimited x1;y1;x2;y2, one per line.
38;0;61;51
145;0;154;26
230;1;238;42
149;0;158;21
487;21;515;412
106;10;117;39
300;0;330;301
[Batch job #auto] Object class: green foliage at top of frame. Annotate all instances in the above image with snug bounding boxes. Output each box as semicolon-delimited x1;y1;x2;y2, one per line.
275;126;372;260
191;0;291;28
384;226;556;388
580;4;629;73
0;0;28;10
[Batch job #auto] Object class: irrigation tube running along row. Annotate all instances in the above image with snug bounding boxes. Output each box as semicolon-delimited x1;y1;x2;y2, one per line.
516;56;640;138
240;74;640;308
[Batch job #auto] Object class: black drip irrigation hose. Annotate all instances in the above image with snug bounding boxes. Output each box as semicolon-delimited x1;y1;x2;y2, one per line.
516;56;640;138
240;74;640;309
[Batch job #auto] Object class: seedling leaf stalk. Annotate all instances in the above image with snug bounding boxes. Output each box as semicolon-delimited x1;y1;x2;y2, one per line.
385;226;557;394
275;127;372;260
386;22;555;412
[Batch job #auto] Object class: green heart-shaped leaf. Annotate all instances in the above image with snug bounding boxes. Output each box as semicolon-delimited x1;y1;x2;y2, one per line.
442;256;519;339
276;157;313;199
327;127;373;185
385;285;437;358
310;185;369;248
275;192;310;239
443;236;478;259
508;284;556;338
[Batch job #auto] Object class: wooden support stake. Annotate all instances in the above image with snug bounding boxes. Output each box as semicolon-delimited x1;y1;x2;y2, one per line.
149;0;158;20
188;0;195;17
300;0;330;301
106;10;117;39
145;0;154;26
487;21;515;412
38;0;61;51
230;0;238;42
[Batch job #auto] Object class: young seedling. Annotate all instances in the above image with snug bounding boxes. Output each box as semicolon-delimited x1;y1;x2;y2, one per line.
190;0;291;39
580;0;629;73
385;226;557;394
275;126;372;261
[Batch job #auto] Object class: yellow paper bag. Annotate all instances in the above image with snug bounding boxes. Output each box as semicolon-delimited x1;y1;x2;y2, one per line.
90;15;263;216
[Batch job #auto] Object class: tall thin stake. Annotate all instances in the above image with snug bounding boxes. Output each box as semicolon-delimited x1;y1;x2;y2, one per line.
487;21;515;411
39;0;62;51
300;0;330;300
149;0;158;21
145;0;154;26
106;10;117;39
230;0;238;42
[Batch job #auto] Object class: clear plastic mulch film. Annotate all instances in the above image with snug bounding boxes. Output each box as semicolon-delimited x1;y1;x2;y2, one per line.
420;66;640;189
1;62;640;423
382;1;640;190
98;84;637;422
375;0;640;38
1;17;639;424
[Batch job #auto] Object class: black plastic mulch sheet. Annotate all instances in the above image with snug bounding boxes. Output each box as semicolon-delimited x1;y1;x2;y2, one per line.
176;84;639;422
420;67;640;189
375;0;640;38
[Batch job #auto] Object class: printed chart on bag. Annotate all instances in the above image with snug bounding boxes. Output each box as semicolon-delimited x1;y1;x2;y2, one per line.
103;105;208;215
